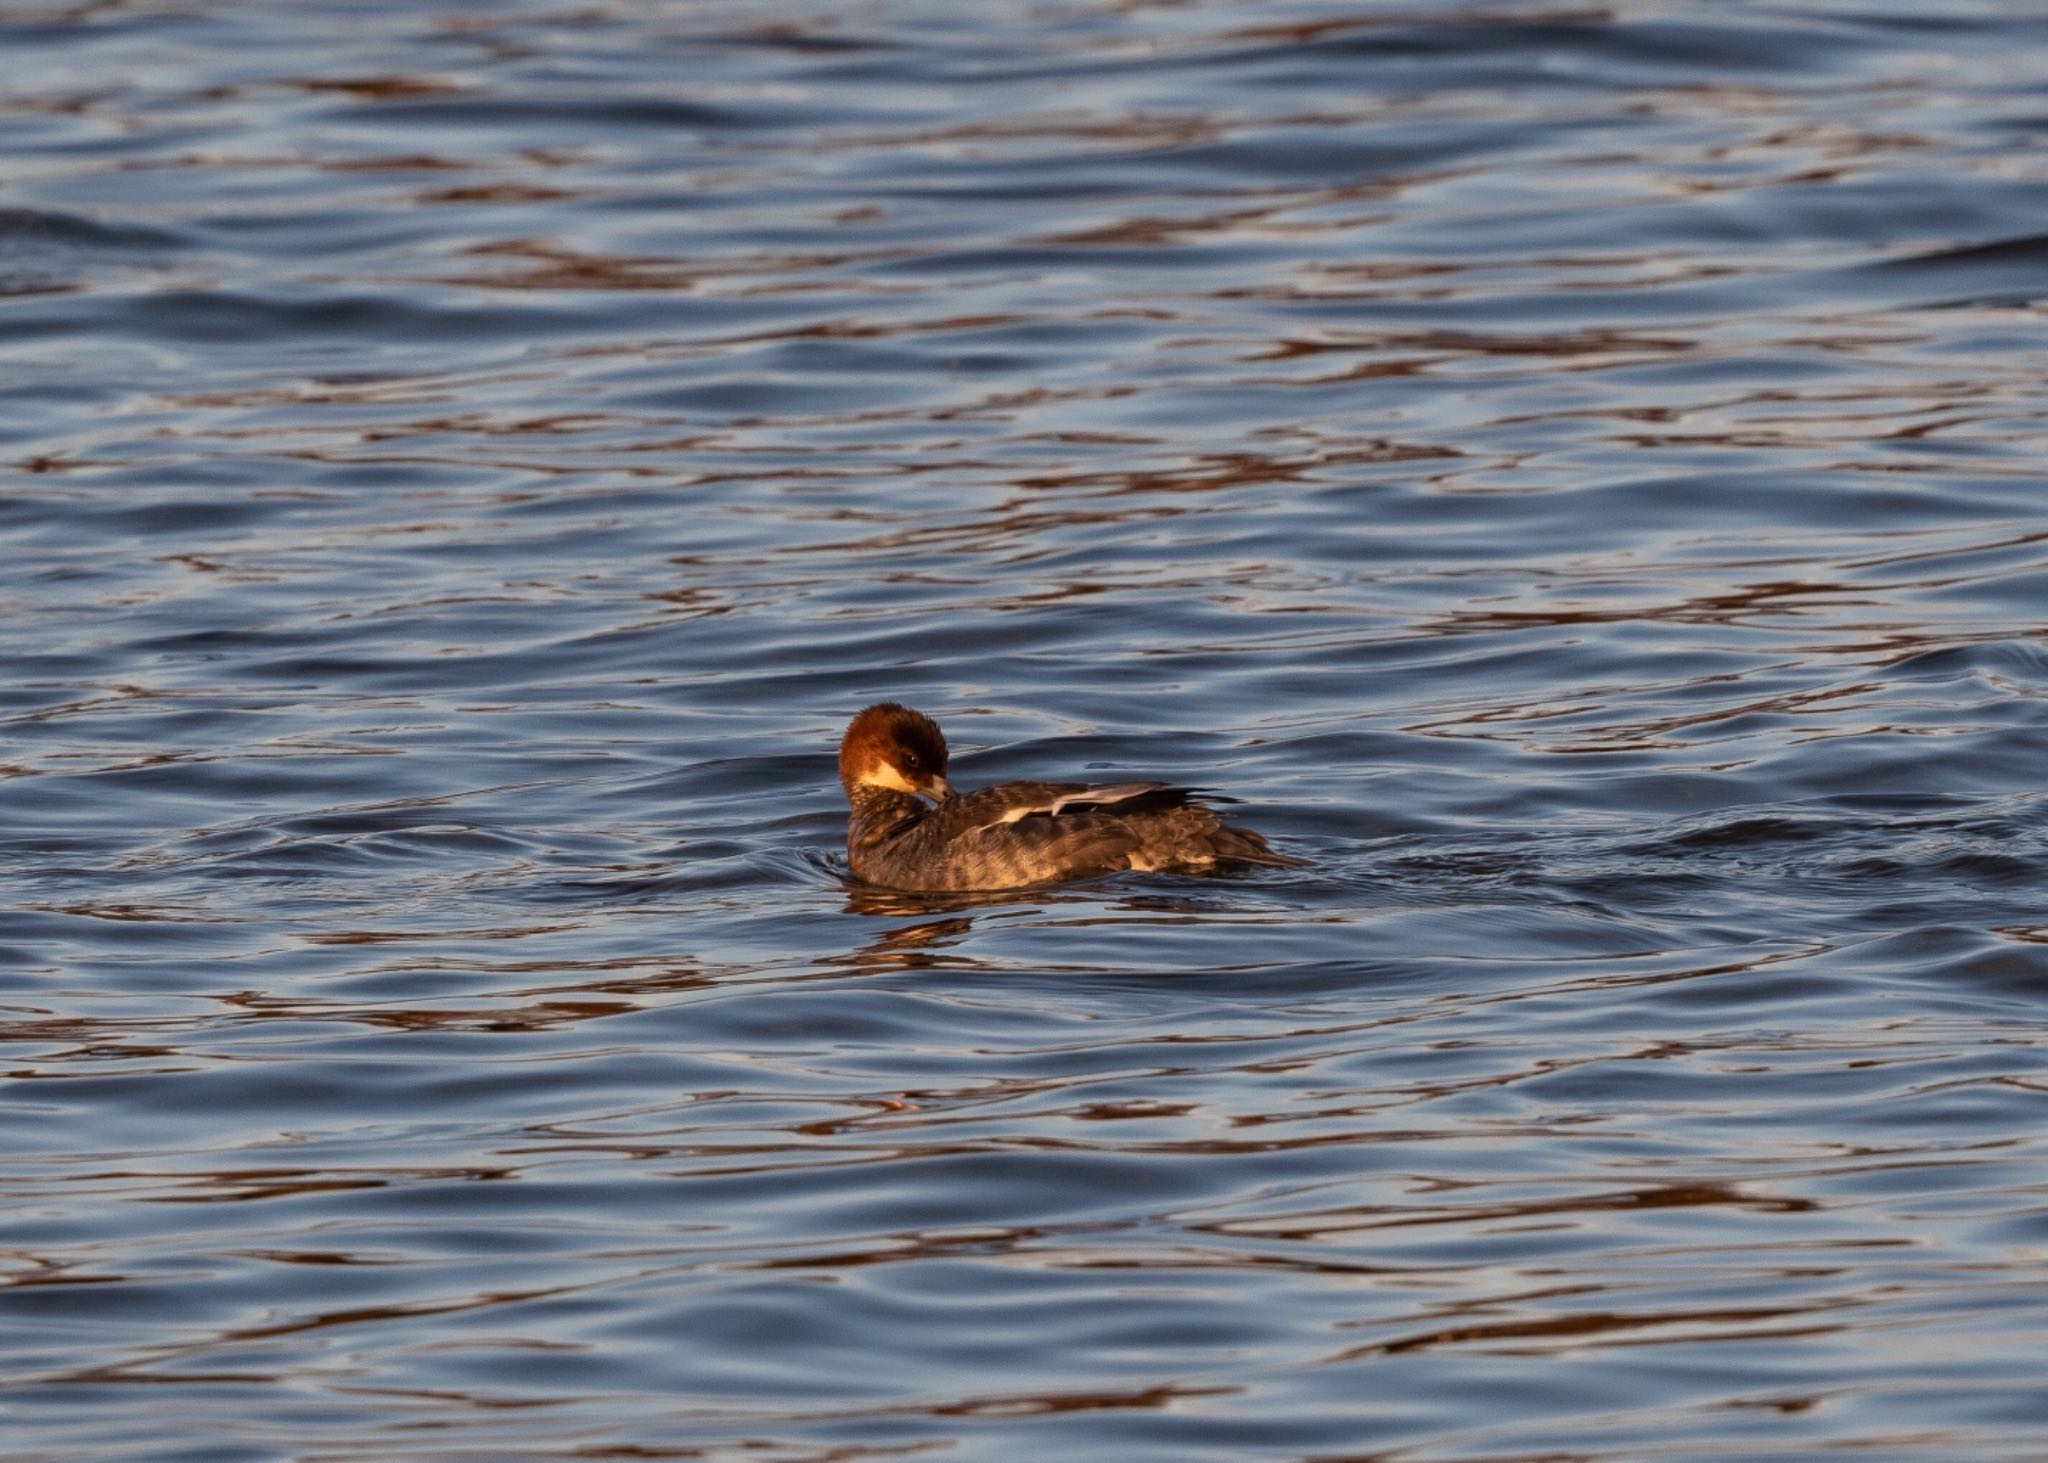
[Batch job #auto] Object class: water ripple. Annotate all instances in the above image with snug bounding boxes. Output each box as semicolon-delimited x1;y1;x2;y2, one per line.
7;1;2048;1459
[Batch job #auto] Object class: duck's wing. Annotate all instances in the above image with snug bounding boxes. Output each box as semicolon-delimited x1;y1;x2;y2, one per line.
905;781;1142;888
939;780;1186;834
906;779;1295;888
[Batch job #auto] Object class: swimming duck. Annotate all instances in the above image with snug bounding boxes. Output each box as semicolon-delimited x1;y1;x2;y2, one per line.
838;702;1302;891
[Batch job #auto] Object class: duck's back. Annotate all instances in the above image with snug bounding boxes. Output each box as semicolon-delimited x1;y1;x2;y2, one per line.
856;779;1294;892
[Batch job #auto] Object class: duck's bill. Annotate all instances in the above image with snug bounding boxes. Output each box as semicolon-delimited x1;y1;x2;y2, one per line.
922;777;953;803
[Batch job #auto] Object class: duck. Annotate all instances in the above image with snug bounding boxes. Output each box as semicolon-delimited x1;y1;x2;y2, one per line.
838;702;1302;891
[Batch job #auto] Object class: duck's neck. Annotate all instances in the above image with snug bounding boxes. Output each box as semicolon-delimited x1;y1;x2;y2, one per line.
846;784;927;849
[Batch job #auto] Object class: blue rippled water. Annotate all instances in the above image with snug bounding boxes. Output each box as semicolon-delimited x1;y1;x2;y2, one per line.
7;2;2048;1458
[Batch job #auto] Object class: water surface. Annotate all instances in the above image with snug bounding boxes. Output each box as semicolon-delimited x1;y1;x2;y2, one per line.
7;2;2048;1458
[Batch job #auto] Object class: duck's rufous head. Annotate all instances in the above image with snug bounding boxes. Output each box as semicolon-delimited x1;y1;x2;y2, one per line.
839;703;952;802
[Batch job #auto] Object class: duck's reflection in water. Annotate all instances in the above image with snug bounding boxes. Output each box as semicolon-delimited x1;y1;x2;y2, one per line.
833;876;1275;987
834;884;1013;974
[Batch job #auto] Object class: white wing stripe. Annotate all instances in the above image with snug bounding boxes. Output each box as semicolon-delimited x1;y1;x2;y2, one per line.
1051;782;1164;813
960;782;1175;834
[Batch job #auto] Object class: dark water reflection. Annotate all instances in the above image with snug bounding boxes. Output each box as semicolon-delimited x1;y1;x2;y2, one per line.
8;1;2048;1458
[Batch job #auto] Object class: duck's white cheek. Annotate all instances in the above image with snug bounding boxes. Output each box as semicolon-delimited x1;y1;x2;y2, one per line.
866;762;922;796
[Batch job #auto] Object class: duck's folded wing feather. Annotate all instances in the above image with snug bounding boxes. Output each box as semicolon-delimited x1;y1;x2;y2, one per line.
944;780;1185;832
947;804;1146;888
1037;782;1171;817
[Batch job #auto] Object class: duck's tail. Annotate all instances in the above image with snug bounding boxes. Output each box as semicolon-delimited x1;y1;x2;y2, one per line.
1211;823;1309;868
